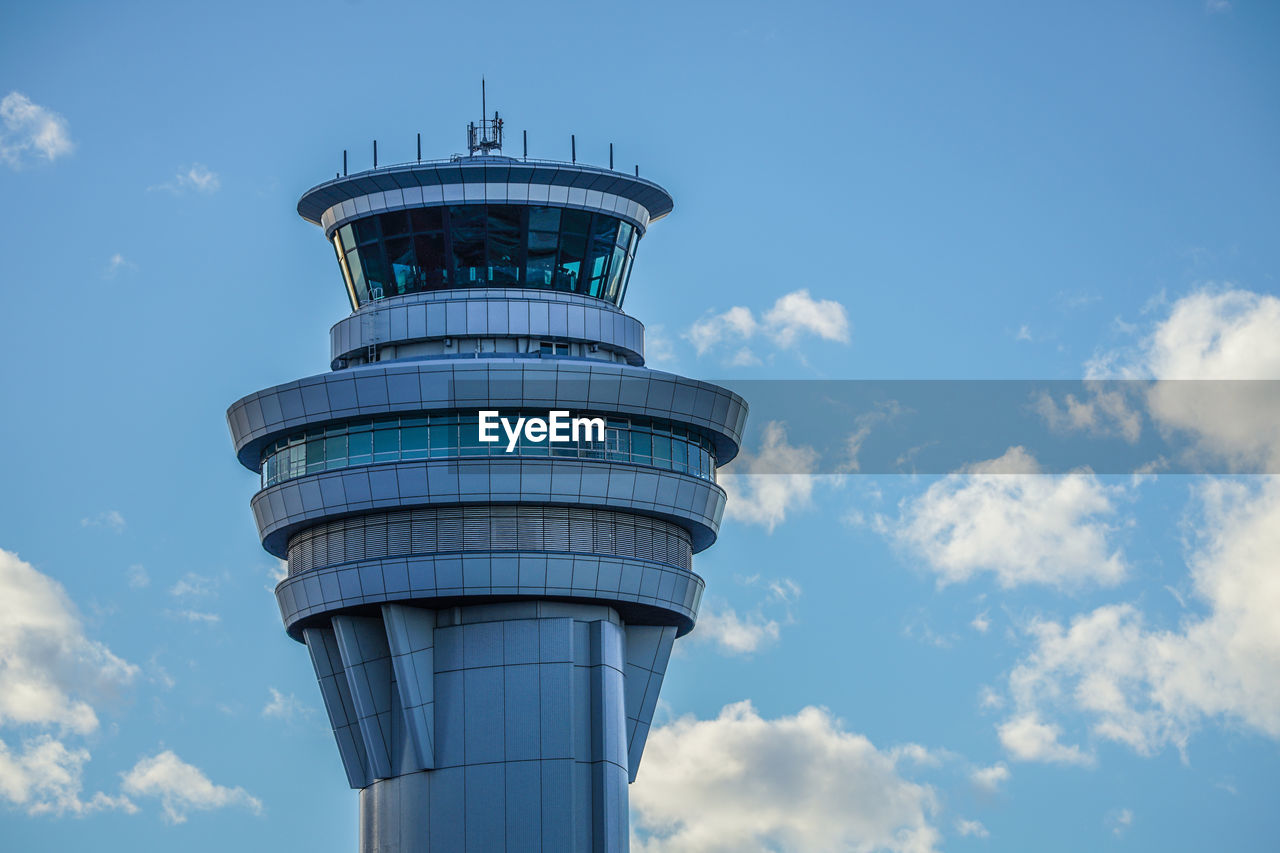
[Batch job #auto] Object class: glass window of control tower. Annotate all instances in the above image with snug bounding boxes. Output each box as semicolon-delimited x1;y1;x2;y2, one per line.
331;204;641;307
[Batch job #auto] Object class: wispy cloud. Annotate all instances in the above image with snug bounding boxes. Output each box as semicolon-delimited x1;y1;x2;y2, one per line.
149;163;220;195
80;510;125;532
261;688;310;724
103;253;136;279
169;572;217;599
0;92;73;169
166;610;220;625
126;564;150;589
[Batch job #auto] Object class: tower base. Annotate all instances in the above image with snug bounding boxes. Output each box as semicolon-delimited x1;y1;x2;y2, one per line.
302;601;677;852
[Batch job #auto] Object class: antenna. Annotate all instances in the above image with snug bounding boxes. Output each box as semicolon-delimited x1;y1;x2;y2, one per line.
466;78;503;156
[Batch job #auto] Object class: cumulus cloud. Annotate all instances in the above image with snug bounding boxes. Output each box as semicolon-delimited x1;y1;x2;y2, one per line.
631;700;940;853
969;762;1009;792
687;306;758;355
882;447;1128;589
692;607;782;655
150;163;220;195
0;92;73;168
997;477;1280;761
121;751;261;823
685;290;850;363
0;735;136;817
997;714;1093;766
1088;287;1280;470
720;422;823;532
763;290;851;348
0;549;138;816
0;549;137;734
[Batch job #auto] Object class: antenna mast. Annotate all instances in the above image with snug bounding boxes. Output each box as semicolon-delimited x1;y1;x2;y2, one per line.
467;78;503;156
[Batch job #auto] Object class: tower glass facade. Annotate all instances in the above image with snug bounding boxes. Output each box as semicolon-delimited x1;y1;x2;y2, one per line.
333;204;639;307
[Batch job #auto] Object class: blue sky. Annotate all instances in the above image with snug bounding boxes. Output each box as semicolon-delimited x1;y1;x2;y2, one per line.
2;0;1279;850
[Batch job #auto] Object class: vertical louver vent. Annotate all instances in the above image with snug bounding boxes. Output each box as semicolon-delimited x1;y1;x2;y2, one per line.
286;507;693;574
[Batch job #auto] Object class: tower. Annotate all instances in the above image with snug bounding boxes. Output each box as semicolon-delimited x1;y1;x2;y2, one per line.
226;110;746;852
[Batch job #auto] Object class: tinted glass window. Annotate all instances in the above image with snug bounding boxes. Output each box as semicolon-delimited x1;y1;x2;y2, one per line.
332;205;640;307
410;206;443;232
379;211;410;238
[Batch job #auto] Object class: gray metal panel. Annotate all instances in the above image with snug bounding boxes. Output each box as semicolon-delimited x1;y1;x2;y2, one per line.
276;554;705;641
253;458;726;556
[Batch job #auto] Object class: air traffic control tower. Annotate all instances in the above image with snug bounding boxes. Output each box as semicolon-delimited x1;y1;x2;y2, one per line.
227;110;746;852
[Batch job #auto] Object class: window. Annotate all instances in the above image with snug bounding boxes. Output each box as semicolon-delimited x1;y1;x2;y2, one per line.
331;205;644;307
260;412;717;488
539;341;570;356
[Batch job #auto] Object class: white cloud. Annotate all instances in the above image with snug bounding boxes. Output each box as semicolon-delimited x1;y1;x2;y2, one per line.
998;476;1280;761
971;611;991;634
631;701;940;853
261;688;308;723
690;576;802;656
1088;287;1280;470
762;290;851;348
644;324;679;368
127;564;149;589
969;762;1010;792
687;305;758;355
0;550;138;817
996;714;1093;766
169;572;216;598
167;610;220;625
150;163;220;195
1032;384;1143;443
684;290;850;363
0;735;136;817
955;818;989;838
692;608;781;655
883;447;1128;589
121;751;261;824
0;549;137;735
80;510;125;532
720;422;822;532
264;559;288;593
1107;807;1134;837
103;253;136;279
0;92;73;168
